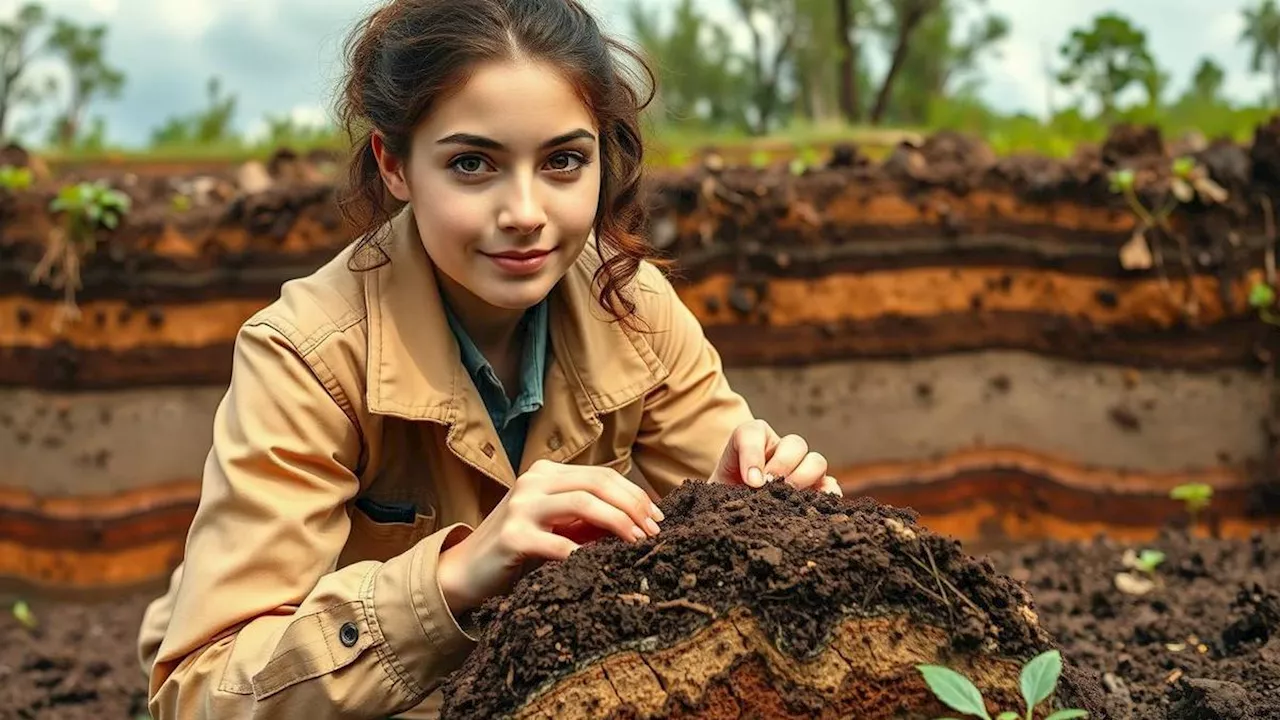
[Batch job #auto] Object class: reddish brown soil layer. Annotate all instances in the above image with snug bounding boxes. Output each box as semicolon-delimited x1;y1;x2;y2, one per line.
987;530;1280;719
439;480;1103;718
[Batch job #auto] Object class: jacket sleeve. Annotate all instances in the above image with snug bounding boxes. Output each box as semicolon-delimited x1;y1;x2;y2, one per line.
630;264;755;496
142;318;477;719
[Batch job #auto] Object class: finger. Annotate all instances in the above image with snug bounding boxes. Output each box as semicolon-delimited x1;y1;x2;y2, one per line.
819;475;843;497
531;464;664;528
552;519;609;545
734;420;778;487
763;435;810;482
782;450;828;491
521;530;581;562
534;490;653;543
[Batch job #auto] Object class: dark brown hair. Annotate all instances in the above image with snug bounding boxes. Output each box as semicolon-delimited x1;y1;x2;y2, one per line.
336;0;663;328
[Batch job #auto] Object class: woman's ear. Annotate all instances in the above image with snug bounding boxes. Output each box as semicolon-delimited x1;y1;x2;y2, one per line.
370;132;412;202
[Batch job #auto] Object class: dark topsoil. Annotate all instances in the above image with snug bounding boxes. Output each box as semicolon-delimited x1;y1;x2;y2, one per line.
0;484;1275;719
441;481;1102;718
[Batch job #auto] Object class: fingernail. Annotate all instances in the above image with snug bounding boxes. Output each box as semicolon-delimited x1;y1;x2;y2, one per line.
644;518;661;536
632;525;647;542
748;467;763;487
651;503;665;522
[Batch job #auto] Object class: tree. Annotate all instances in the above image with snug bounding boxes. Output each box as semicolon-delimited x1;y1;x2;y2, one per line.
150;76;237;147
834;0;859;122
46;19;124;147
1181;57;1227;106
730;0;800;134
874;0;1008;125
628;0;750;130
1056;12;1158;119
868;0;940;125
1241;0;1280;106
0;3;55;142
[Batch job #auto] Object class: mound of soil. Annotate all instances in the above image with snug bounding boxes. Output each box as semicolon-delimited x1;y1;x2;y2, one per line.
440;481;1105;719
988;530;1280;720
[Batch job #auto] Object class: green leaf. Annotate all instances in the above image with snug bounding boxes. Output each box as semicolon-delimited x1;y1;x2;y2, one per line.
1250;283;1276;308
1044;710;1089;720
1172;156;1195;178
101;213;118;230
996;712;1021;720
1020;650;1063;711
12;600;36;629
916;665;992;719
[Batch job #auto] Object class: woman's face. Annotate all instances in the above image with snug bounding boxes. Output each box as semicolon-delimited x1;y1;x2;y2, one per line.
375;59;602;316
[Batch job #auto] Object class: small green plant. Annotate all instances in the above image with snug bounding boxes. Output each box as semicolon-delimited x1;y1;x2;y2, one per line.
916;649;1088;720
1249;281;1280;326
170;193;192;212
1170;482;1214;527
1131;549;1166;574
12;599;36;629
1108;157;1227;319
0;164;33;191
29;180;131;331
749;149;771;168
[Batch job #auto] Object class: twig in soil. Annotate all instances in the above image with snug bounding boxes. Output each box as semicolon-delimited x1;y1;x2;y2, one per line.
922;542;955;623
860;576;886;609
902;572;950;607
652;598;716;617
617;593;651;605
633;542;665;568
905;553;984;616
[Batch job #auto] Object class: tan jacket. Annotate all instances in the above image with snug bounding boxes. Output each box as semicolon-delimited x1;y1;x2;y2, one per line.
136;206;753;719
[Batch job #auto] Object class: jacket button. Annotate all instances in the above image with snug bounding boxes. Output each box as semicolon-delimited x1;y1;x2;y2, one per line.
339;622;359;648
548;434;562;451
482;442;496;458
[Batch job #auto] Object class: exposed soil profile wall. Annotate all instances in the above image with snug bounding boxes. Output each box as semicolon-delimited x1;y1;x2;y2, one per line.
1;123;1280;592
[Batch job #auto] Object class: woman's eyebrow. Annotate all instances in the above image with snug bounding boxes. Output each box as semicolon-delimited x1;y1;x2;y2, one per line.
436;129;597;151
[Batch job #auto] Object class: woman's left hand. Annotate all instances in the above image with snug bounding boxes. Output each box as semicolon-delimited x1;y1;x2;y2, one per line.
711;419;842;496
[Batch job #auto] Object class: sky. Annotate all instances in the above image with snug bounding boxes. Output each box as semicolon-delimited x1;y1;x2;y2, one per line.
1;0;1275;147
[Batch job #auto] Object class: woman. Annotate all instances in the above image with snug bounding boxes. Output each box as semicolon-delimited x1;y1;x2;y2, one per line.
136;1;839;717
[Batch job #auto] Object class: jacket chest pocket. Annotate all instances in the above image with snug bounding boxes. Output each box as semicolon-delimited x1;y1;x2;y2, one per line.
337;496;438;567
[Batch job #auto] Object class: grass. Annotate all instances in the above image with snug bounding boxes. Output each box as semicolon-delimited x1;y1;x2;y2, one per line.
28;103;1280;173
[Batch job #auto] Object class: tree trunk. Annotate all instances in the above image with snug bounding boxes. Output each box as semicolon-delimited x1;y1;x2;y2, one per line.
835;0;858;122
869;0;934;125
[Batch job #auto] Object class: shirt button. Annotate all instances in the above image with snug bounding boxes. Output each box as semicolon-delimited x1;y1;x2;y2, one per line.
339;622;359;648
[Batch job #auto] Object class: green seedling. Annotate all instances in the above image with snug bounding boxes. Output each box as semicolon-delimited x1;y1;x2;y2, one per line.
916;649;1088;720
1170;482;1213;527
30;180;131;331
171;193;192;212
1132;549;1165;574
1249;281;1280;326
1108;157;1227;319
749;149;771;168
12;599;36;629
0;164;33;191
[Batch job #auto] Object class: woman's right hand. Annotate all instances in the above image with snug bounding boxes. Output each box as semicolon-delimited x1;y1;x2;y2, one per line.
435;459;665;615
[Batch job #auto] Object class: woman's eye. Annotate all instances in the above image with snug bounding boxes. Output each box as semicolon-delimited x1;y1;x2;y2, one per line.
545;152;586;173
449;155;493;175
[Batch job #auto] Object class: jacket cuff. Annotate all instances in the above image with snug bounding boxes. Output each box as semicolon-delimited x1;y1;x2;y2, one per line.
372;523;476;696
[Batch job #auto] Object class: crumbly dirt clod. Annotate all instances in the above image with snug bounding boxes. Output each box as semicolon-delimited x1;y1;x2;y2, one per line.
439;480;1105;719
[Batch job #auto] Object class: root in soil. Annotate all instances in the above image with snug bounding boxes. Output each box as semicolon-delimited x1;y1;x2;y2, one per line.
438;480;1105;719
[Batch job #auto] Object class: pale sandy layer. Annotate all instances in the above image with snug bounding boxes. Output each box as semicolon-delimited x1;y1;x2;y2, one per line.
726;349;1267;475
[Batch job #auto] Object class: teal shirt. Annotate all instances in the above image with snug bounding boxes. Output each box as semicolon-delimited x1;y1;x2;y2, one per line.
443;299;549;473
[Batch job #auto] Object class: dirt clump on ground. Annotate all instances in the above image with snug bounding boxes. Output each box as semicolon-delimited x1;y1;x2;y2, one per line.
440;480;1104;719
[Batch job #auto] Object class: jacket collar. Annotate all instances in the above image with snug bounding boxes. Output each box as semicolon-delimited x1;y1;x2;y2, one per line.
363;205;668;428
